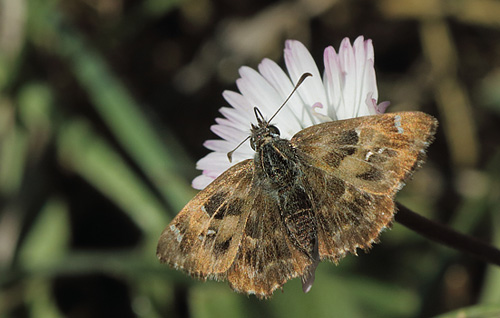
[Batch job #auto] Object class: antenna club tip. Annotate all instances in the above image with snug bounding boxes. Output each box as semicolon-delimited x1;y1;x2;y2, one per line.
227;151;233;163
298;73;313;84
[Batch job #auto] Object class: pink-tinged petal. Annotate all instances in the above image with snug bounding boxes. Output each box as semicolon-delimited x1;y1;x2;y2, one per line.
192;174;215;190
361;38;377;100
365;94;390;114
204;139;255;160
210;124;248;143
284;40;328;119
353;37;378;116
323;45;343;120
204;139;233;152
352;36;367;115
217;107;251;129
222;91;255;119
377;101;390;114
196;152;231;175
325;36;382;119
338;37;358;119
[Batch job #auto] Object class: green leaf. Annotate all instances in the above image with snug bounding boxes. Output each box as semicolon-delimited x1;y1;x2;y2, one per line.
18;198;70;271
57;118;169;237
26;279;64;318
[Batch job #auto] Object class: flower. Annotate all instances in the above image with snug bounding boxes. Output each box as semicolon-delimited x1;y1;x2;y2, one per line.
192;36;389;190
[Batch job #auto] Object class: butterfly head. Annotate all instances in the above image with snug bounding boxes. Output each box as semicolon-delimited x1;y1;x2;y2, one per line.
250;107;280;151
226;73;312;162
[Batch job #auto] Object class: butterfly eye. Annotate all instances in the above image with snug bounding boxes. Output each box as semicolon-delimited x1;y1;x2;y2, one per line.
269;125;280;137
250;136;256;150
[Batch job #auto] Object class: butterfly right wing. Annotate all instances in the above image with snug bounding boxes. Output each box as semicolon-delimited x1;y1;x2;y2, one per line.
292;112;437;196
291;112;437;261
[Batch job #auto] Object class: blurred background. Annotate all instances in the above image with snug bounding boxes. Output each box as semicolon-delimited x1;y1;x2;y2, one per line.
1;0;500;317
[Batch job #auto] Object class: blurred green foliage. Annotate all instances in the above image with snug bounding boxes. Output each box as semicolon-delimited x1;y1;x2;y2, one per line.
1;0;500;317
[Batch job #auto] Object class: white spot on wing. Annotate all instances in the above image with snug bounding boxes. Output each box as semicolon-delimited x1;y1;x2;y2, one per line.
365;150;374;161
394;115;404;134
170;224;184;242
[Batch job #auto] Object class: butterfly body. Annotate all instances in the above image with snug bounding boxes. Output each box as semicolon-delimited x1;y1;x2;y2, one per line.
157;111;437;298
251;113;320;291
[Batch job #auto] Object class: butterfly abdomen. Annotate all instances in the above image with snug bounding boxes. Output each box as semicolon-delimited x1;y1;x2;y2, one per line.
278;185;318;260
255;137;319;261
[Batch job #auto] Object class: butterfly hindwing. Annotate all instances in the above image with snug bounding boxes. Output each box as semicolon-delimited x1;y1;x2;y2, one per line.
227;186;312;297
300;164;395;260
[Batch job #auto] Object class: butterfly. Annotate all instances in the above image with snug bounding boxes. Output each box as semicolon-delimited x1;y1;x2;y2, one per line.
157;75;438;299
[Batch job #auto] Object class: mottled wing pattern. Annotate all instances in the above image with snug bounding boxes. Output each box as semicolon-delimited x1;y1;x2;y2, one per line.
291;112;438;261
227;185;312;298
157;159;311;298
157;159;255;280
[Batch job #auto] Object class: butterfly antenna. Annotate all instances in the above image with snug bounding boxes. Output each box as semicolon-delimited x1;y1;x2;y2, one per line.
226;72;312;162
227;135;251;163
267;72;312;124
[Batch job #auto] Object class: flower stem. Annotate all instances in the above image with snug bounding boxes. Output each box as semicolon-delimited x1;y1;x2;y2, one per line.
395;203;500;266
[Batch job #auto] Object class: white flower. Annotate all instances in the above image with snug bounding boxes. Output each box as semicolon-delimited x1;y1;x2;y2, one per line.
192;36;389;190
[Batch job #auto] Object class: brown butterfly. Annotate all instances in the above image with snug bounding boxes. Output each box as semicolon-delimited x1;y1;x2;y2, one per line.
157;75;438;298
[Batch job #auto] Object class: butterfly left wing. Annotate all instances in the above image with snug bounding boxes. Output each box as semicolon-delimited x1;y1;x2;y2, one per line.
226;185;312;298
157;159;255;280
157;159;312;297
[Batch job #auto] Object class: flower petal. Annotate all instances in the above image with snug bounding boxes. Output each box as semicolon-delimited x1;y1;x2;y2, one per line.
222;91;255;121
323;45;343;120
284;40;328;122
210;124;248;143
192;174;215;190
192;37;387;190
258;58;315;131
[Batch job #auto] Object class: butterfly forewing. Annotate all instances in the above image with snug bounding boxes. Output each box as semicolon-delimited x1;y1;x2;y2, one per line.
291;111;437;260
157;159;255;279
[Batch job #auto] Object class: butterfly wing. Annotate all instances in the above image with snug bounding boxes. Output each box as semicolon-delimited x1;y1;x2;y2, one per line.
291;111;437;261
157;159;311;297
226;184;312;298
157;159;255;280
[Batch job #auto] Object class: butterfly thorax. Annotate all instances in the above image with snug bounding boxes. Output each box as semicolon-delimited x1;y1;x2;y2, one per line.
250;119;300;188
